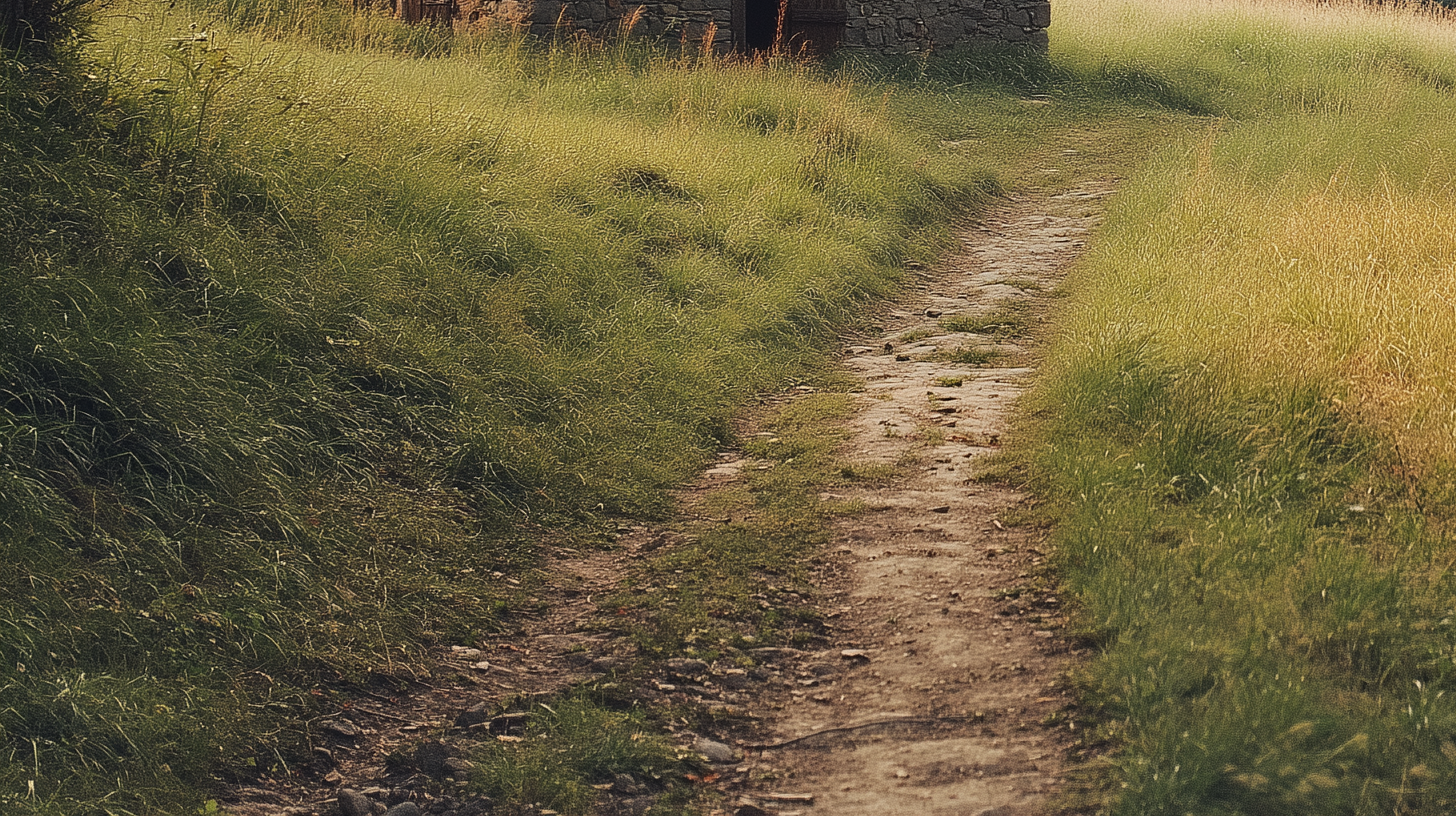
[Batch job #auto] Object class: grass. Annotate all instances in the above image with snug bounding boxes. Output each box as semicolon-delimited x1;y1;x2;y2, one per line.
10;0;1395;810
468;695;688;816
1019;1;1456;814
941;302;1032;338
609;390;861;659
3;1;1174;811
938;346;1005;367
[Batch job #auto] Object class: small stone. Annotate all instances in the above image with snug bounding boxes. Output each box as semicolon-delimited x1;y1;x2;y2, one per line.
385;804;421;816
320;720;361;740
747;647;801;663
695;737;737;763
470;660;491;671
925;308;943;317
930;505;951;513
454;703;491;729
443;757;476;776
893;768;910;779
488;712;530;734
589;656;629;673
612;772;642;794
666;657;709;676
715;670;751;689
840;649;870;661
735;806;772;816
338;789;372;816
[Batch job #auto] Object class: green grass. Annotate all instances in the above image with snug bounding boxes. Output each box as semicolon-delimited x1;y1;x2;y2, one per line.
938;346;1005;367
1021;1;1456;814
1;0;1331;809
2;1;1172;810
610;390;863;659
469;695;687;816
941;303;1033;338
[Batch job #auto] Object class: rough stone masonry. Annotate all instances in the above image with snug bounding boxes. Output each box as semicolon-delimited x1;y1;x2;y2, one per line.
454;0;1050;54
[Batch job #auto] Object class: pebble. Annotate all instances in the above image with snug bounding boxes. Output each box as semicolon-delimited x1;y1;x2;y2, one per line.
589;656;629;672
453;703;491;729
695;736;737;763
665;657;709;675
385;804;421;816
338;789;372;816
443;757;476;776
715;670;751;689
747;647;801;662
319;720;361;740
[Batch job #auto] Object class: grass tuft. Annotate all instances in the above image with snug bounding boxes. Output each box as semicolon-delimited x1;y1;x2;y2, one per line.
469;695;687;815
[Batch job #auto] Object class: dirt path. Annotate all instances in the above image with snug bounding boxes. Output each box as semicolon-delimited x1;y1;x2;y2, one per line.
715;182;1114;816
218;183;1111;816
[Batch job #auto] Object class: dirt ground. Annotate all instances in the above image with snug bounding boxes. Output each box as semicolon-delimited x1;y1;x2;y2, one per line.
712;181;1115;816
218;182;1113;816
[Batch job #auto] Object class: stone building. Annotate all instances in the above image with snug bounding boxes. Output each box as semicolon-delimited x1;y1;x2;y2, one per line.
451;0;1050;54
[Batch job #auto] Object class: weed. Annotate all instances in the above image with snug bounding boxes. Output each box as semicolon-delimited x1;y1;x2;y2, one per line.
470;695;687;815
940;302;1031;337
939;346;1004;366
934;375;965;387
896;327;937;343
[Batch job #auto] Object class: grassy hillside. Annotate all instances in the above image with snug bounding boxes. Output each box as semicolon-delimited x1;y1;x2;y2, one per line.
22;0;1456;812
1029;1;1456;813
0;2;1176;812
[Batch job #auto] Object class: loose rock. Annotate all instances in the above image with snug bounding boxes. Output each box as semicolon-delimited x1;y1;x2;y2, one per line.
665;657;709;676
443;757;476;776
695;736;737;763
319;720;361;740
338;789;372;816
454;703;491;729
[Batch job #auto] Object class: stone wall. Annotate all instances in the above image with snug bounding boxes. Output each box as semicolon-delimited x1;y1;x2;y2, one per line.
844;0;1050;52
455;0;1048;53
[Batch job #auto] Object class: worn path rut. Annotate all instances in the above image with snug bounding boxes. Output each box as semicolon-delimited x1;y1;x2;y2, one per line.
717;181;1114;816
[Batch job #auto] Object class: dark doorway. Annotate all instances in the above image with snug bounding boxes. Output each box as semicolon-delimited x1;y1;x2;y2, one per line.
737;0;845;56
784;0;845;55
742;0;780;52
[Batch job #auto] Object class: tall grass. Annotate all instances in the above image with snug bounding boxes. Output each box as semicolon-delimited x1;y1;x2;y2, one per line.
1029;1;1456;813
1;1;1058;810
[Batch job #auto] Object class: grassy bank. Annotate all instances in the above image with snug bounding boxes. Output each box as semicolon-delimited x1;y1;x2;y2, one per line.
0;0;1189;810
1027;1;1456;813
